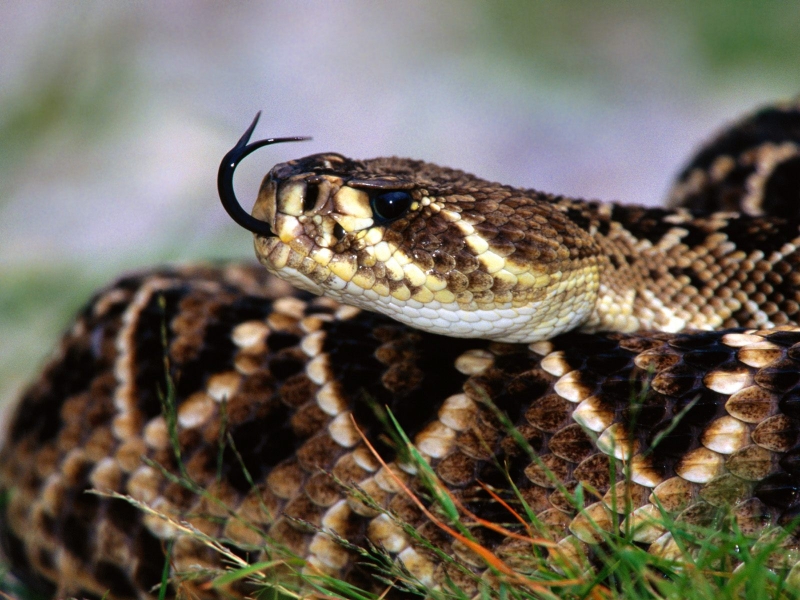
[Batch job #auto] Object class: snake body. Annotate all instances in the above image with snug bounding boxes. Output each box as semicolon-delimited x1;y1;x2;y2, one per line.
2;101;800;598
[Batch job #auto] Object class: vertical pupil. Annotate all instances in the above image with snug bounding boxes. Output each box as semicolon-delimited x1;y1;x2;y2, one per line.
304;183;320;213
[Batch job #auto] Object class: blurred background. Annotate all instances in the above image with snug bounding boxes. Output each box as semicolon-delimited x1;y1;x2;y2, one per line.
1;1;799;410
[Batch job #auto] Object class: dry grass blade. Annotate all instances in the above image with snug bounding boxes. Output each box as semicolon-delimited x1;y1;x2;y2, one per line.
350;414;585;598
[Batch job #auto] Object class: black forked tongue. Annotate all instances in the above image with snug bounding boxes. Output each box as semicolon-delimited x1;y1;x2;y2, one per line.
217;112;310;236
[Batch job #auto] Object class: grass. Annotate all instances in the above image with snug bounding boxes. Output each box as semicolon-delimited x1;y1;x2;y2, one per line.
90;378;800;600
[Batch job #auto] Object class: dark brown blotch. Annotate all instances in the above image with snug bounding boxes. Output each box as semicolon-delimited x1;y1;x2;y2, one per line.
279;373;317;408
651;364;699;396
573;453;615;493
754;472;799;510
455;413;501;461
290;402;330;438
668;331;722;351
752;415;799;452
295;434;344;471
549;481;584;511
585;352;633;374
621;393;669;429
435;450;477;487
517;484;550;513
698;473;751;507
634;349;681;371
725;385;776;423
755;359;800;393
524;394;572;433
675;501;719;528
282;494;324;530
523;454;571;488
682;347;735;370
381;363;424;394
304;473;343;508
269;518;312;555
548;424;595;463
727;444;774;481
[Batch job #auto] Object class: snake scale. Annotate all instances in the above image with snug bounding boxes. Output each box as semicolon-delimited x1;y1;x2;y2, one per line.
2;100;800;599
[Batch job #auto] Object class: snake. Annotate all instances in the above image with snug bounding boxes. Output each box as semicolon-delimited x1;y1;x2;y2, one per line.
2;99;800;599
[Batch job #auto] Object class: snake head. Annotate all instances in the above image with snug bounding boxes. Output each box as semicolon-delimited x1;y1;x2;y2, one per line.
219;114;603;343
249;152;437;298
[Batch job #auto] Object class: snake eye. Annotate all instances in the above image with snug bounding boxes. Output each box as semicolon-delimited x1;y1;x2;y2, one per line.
370;191;413;225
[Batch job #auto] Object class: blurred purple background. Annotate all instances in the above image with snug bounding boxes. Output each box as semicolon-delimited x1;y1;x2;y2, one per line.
1;1;798;406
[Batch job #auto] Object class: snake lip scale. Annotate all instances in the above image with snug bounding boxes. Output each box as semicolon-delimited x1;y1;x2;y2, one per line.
2;99;800;599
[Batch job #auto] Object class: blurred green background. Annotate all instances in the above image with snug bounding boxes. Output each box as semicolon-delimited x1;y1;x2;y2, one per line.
1;1;799;414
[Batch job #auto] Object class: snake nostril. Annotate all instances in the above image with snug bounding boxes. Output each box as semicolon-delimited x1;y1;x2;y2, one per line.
333;223;346;241
303;182;320;213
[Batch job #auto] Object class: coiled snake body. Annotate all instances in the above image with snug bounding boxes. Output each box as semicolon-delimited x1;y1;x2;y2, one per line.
3;101;800;598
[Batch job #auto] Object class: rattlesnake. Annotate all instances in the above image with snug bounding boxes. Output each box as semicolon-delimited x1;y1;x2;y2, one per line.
2;100;800;599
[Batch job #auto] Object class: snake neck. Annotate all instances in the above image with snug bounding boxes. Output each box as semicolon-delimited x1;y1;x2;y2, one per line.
581;202;800;335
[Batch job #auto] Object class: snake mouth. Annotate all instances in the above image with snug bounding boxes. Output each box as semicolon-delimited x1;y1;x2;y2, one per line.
216;112;310;238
